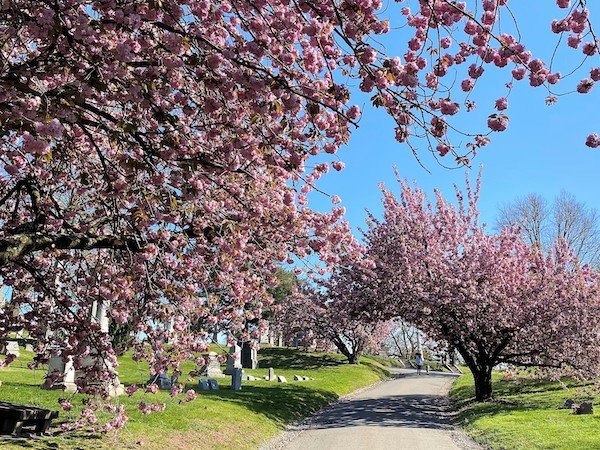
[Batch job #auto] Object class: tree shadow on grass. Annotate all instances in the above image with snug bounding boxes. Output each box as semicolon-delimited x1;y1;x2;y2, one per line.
191;383;339;427
257;348;343;370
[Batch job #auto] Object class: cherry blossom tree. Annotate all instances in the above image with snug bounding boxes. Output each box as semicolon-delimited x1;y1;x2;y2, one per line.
1;0;600;421
364;173;600;400
278;286;393;363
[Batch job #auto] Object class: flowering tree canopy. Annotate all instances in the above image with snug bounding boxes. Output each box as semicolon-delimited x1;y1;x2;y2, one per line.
364;173;600;400
278;286;394;363
2;0;600;417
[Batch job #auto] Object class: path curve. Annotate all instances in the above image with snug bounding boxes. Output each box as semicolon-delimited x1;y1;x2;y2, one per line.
267;369;481;450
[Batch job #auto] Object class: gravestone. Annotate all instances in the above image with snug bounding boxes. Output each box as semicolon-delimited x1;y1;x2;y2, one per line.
224;344;242;375
243;374;259;381
200;352;225;378
208;378;219;390
277;375;287;383
231;368;242;391
562;398;575;409
43;355;77;393
293;374;303;381
148;372;172;390
4;341;19;358
241;342;258;369
198;380;209;391
267;367;276;381
302;376;311;381
573;402;593;415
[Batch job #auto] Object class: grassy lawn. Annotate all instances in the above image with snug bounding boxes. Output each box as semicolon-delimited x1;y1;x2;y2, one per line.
451;370;600;449
0;347;394;449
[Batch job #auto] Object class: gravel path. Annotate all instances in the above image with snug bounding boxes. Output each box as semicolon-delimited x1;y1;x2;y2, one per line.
266;369;482;450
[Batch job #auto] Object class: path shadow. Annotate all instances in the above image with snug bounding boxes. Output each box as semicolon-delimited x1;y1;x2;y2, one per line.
305;393;455;430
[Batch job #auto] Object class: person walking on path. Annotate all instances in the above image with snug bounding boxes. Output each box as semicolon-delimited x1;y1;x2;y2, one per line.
415;352;424;375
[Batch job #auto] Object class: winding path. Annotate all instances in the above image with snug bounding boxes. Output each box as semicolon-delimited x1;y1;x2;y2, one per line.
272;369;480;450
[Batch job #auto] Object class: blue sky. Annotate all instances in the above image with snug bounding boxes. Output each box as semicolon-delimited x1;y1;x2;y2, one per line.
308;3;600;239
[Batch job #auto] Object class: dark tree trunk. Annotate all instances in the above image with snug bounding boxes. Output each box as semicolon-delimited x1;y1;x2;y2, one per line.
472;366;493;401
347;352;360;364
332;336;361;364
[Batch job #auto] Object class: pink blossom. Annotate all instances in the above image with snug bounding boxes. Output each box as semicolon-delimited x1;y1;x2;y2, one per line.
487;114;509;131
585;133;600;147
494;97;508;110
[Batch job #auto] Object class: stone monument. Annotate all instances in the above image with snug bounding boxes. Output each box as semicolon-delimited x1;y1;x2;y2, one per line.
224;343;242;375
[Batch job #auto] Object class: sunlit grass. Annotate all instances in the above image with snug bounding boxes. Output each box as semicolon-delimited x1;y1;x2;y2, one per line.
0;347;392;449
451;369;600;449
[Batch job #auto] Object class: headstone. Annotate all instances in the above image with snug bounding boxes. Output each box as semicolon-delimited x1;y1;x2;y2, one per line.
241;342;258;369
43;355;77;393
267;367;276;381
148;372;172;390
277;375;287;383
573;402;593;415
208;378;219;390
277;332;283;347
562;398;575;409
198;380;209;390
231;368;242;390
302;376;311;381
200;352;225;377
224;344;242;375
293;374;303;381
4;341;19;357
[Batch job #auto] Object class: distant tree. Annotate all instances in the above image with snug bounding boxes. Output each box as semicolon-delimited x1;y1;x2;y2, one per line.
497;191;600;267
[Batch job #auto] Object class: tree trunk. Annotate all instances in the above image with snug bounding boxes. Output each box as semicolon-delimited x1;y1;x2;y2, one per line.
332;336;361;364
347;352;360;364
472;366;493;401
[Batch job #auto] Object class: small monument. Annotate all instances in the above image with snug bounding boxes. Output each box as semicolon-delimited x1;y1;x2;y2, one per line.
224;344;242;375
148;372;173;390
573;402;594;415
4;341;19;358
200;352;225;378
231;368;243;391
43;355;77;393
241;342;258;369
277;375;287;383
267;367;276;381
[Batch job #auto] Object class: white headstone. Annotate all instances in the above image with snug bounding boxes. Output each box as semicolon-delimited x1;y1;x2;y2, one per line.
224;344;242;375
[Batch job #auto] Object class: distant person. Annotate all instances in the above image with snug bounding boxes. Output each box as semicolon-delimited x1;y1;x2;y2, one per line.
415;352;424;375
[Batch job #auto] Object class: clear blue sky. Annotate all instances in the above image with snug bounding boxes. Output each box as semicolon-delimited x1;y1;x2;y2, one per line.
309;3;600;238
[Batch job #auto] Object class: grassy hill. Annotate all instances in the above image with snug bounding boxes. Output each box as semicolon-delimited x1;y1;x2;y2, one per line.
0;347;396;449
451;370;600;449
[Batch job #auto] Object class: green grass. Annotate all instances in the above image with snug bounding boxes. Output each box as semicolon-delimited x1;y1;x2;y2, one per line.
450;369;600;449
0;348;391;449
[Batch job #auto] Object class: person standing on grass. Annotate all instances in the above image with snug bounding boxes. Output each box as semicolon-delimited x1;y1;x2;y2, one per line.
415;352;424;375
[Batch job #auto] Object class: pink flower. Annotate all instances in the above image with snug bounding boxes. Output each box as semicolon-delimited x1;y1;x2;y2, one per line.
125;384;139;396
58;399;73;412
185;389;197;402
331;161;345;171
512;67;527;80
145;383;159;394
461;79;474;92
487;114;509;132
557;0;570;8
494;97;508;111
436;144;451;157
585;133;600;148
590;68;600;81
577;78;594;93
